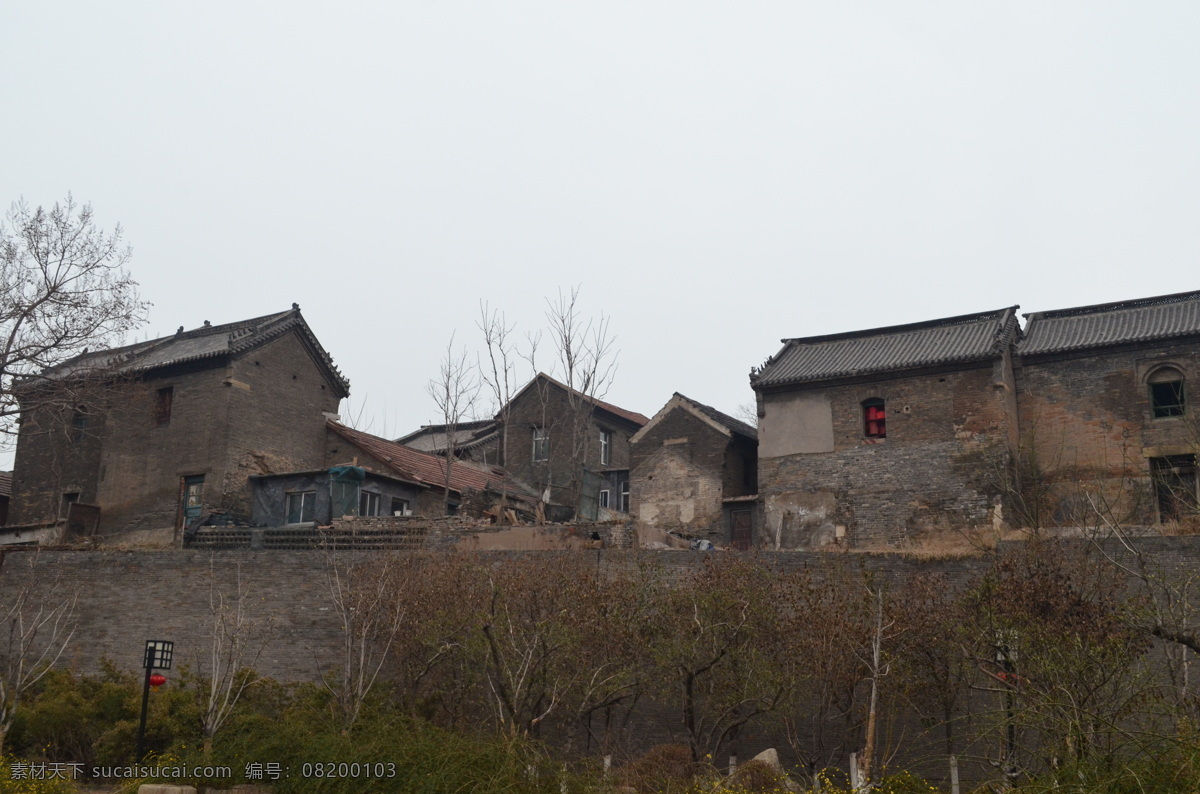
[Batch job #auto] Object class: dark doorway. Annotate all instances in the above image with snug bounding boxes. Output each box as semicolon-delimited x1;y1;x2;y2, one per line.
730;508;753;550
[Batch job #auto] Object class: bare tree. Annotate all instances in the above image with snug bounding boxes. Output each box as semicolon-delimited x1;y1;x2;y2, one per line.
321;552;407;731
197;560;271;756
426;333;480;514
478;301;520;500
0;552;78;755
543;286;618;516
649;556;790;761
1;195;148;442
855;579;893;791
734;401;759;429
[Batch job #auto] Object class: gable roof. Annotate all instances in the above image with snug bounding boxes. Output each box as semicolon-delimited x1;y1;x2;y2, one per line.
751;307;1020;389
632;393;757;445
1019;290;1200;357
46;305;350;397
394;419;499;454
504;373;650;427
328;421;534;499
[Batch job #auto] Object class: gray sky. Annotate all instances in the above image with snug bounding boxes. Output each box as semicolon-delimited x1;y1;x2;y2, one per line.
5;2;1200;468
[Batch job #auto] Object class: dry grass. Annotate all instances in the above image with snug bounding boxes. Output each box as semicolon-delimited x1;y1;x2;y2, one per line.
844;526;1024;559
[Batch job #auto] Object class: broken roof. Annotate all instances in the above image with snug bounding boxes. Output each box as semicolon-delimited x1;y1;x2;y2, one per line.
505;373;650;427
632;393;757;445
328;421;535;499
752;307;1020;389
45;305;350;397
1019;290;1200;357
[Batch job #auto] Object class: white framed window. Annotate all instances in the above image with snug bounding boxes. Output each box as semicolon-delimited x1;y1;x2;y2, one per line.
359;490;381;517
533;428;549;461
286;491;316;524
1150;367;1186;418
599;430;612;466
598;489;610;509
391;497;410;516
620;481;630;513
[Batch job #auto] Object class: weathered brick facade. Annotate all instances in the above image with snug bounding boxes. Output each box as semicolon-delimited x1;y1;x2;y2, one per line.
500;374;648;513
630;393;757;544
752;292;1200;546
8;309;347;540
752;309;1020;548
1015;340;1200;527
757;363;1016;547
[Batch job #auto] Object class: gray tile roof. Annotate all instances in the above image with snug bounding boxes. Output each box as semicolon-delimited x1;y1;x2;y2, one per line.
394;420;499;453
48;306;350;396
752;307;1019;389
674;393;758;440
1019;290;1200;357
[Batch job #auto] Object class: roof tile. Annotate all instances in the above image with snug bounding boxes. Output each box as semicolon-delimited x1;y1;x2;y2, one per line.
752;308;1019;388
329;422;533;498
673;393;757;440
1019;290;1200;356
48;307;350;396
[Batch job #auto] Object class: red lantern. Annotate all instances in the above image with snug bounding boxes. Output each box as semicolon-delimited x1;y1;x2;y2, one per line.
149;674;167;689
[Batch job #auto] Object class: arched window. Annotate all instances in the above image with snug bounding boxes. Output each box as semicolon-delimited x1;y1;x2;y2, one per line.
862;398;887;439
1149;366;1186;418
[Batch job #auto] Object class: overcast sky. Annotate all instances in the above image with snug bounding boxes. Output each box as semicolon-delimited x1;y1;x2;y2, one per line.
5;2;1200;468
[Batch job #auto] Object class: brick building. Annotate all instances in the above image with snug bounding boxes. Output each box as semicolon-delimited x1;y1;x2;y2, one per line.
393;419;501;466
1016;292;1200;527
629;393;758;548
323;420;536;516
497;373;649;519
751;290;1200;548
751;308;1022;548
6;306;349;543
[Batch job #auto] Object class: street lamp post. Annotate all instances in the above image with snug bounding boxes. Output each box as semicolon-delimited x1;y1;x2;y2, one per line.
136;639;174;762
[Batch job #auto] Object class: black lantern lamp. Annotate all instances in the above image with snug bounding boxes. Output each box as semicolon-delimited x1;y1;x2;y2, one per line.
136;639;175;761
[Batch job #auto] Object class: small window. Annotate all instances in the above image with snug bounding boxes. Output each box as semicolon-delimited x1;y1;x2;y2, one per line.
155;387;174;427
359;491;381;517
286;491;315;524
71;409;88;443
184;477;204;509
391;497;410;516
620;480;630;513
598;489;610;509
599;430;612;466
1150;367;1186;418
863;398;886;439
532;428;549;462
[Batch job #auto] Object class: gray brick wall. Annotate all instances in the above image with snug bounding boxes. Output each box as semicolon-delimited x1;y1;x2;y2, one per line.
1016;340;1200;526
757;365;1014;547
630;407;754;543
10;331;341;538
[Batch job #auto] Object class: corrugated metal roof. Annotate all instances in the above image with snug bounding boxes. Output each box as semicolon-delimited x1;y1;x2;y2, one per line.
329;422;535;498
0;471;10;499
47;307;350;396
752;307;1019;389
1019;290;1200;356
